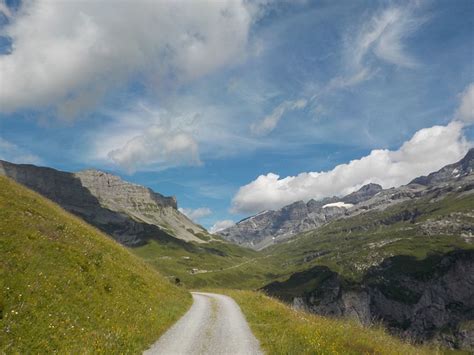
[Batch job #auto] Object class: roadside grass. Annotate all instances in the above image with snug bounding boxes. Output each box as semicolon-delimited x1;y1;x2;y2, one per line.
223;289;439;355
0;176;192;353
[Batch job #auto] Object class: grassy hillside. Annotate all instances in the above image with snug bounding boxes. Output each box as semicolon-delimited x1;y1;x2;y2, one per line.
0;176;192;353
224;290;437;354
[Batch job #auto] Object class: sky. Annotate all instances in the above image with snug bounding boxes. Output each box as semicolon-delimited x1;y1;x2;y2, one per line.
0;0;473;232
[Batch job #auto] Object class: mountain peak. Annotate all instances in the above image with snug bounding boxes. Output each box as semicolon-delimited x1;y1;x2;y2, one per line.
410;149;474;186
342;183;382;204
358;183;383;192
459;147;474;166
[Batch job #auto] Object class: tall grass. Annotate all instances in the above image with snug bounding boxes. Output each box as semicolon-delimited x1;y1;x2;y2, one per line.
224;290;438;355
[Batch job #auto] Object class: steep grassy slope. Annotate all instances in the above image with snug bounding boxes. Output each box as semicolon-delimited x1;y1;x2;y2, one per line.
0;176;191;353
223;290;437;354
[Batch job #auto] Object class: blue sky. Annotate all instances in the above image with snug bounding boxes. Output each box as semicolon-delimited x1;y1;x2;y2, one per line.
0;0;473;231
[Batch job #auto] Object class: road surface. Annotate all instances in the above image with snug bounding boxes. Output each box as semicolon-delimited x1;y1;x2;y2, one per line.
144;292;263;355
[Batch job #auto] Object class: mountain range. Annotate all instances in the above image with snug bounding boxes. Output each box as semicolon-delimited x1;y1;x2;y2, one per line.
219;148;474;250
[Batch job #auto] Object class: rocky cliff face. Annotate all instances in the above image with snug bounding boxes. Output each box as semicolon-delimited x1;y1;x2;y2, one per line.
264;250;474;351
76;169;178;210
0;160;206;245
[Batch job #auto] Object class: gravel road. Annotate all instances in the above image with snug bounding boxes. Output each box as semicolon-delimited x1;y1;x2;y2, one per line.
144;292;263;355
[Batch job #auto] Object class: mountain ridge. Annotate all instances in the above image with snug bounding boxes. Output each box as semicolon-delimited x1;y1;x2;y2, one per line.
0;160;207;245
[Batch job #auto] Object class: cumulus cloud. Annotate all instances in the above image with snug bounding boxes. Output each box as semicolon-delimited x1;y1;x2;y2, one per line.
0;0;257;116
209;220;235;234
0;138;41;164
250;99;307;136
455;84;474;124
90;99;271;172
232;121;472;214
107;126;201;173
179;207;212;221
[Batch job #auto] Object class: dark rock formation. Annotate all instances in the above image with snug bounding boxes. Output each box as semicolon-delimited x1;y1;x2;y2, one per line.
263;250;474;351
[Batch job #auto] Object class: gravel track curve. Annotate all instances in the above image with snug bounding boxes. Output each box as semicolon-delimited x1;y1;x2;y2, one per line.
144;292;263;355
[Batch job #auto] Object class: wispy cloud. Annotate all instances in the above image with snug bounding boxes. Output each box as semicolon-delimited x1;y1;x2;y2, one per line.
0;137;41;164
209;219;235;234
250;99;307;136
351;5;425;69
250;3;426;136
179;207;212;221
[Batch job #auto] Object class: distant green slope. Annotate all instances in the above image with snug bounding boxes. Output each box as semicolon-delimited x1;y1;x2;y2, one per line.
259;191;474;286
131;237;270;289
0;176;191;353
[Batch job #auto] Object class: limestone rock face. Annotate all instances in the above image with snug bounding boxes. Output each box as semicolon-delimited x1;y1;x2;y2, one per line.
75;169;177;210
0;160;206;245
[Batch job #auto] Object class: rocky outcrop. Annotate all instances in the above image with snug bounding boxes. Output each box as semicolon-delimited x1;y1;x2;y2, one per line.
411;148;474;186
0;160;206;245
341;183;383;204
76;169;178;209
264;250;474;351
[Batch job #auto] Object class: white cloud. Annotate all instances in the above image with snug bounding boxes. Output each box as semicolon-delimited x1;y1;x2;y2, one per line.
0;0;258;116
352;6;423;69
250;99;307;136
107;125;201;173
232;121;472;214
209;220;235;234
455;83;474;124
179;207;212;221
89;99;271;172
0;138;41;164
